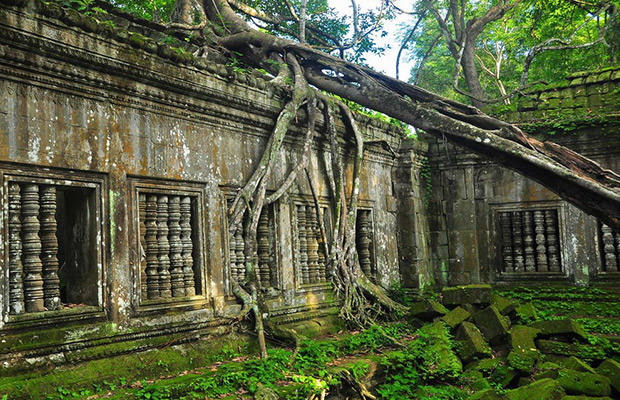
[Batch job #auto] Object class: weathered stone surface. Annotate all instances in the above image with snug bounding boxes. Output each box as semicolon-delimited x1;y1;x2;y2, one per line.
409;299;448;321
442;285;492;306
562;396;613;400
456;321;492;363
492;294;516;316
556;369;611;396
254;386;280;400
529;319;589;342
470;388;507;400
560;356;596;374
504;378;565;400
417;322;463;380
536;340;607;361
507;325;540;372
441;306;470;328
596;359;620;393
473;306;510;345
514;303;538;323
489;364;519;388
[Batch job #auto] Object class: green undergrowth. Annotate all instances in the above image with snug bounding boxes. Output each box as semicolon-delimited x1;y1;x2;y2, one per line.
496;285;620;336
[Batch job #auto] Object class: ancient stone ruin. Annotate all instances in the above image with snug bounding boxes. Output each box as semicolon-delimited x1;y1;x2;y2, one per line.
0;0;619;392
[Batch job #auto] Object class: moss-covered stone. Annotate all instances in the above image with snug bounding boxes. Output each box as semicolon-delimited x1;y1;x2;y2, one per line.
489;364;519;388
536;339;607;361
507;326;541;373
474;306;510;345
456;321;492;363
560;356;596;374
442;285;492;306
492;294;516;316
441;306;471;328
470;388;507;400
596;358;620;393
416;322;463;380
514;303;538;323
529;319;588;343
562;396;613;400
409;299;448;321
504;378;564;400
556;369;611;396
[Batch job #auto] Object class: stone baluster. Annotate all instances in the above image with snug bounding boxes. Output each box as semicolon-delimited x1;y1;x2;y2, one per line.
534;210;548;272
229;226;238;283
511;211;524;272
545;210;561;272
235;228;245;282
499;212;513;272
357;210;372;278
615;231;620;271
145;195;159;300
40;186;60;311
601;224;618;272
523;211;536;272
21;184;44;312
180;196;195;296
168;196;184;297
297;205;309;284
157;196;171;298
138;194;147;301
307;206;320;283
317;208;327;283
9;183;24;315
257;209;271;287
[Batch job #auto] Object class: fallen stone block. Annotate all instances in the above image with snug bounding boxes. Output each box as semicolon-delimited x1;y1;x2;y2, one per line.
529;319;589;343
473;306;510;345
596;358;620;393
409;299;448;321
492;294;516;316
507;325;541;373
465;357;504;375
504;378;565;400
442;284;492;307
514;302;538;323
556;369;611;397
441;306;470;329
562;396;612;400
489;364;519;388
560;356;596;374
456;321;492;363
416;322;463;380
536;339;606;361
470;388;507;400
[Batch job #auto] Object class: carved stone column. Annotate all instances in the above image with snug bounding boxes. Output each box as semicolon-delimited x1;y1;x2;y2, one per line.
257;209;271;287
512;211;524;272
157;196;171;298
297;204;309;284
523;211;536;272
306;206;320;283
545;210;561;272
235;228;245;282
40;186;60;311
139;194;147;301
145;195;159;300
168;196;184;297
534;210;548;272
357;210;372;278
21;184;44;312
9;183;24;315
317;208;327;283
499;212;513;272
602;224;618;272
180;196;195;296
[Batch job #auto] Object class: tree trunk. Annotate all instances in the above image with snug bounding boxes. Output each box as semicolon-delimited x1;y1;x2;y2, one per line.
461;39;485;108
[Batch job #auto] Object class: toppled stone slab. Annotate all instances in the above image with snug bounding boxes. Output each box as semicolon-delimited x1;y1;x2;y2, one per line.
556;369;611;397
529;319;589;343
536;340;607;361
560;356;596;374
442;285;492;306
515;302;538;323
473;306;510;345
441;306;470;329
597;359;620;393
505;378;565;400
492;294;516;316
470;388;507;400
562;396;613;400
409;299;448;321
456;321;492;363
416;322;463;380
489;363;519;388
507;325;541;373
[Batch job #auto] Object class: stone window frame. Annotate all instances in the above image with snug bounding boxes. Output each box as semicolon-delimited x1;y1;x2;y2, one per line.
0;166;107;330
491;201;569;282
596;220;620;277
128;177;208;314
290;196;332;292
221;189;282;298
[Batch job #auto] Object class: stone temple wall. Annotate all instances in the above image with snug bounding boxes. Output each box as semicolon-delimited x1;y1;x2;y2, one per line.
425;67;620;287
0;0;430;369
